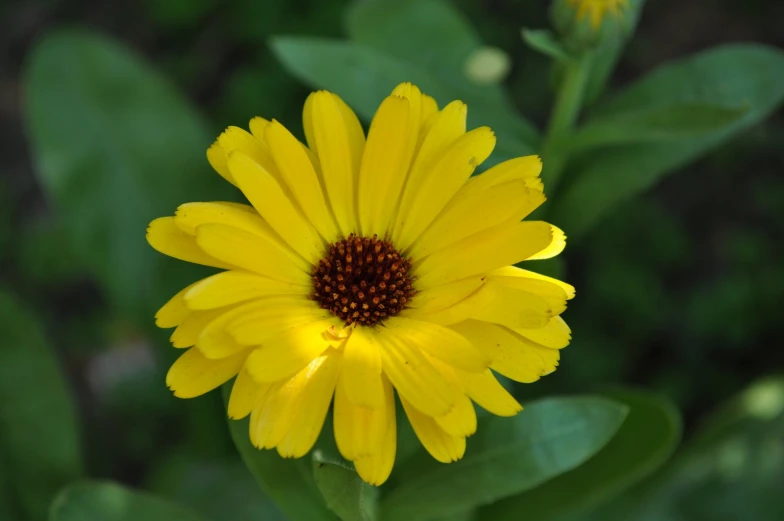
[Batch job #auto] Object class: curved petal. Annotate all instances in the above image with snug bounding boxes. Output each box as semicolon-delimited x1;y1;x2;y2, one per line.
352;381;396;486
146;217;231;269
357;95;413;236
401;397;466;463
473;281;554;330
401;281;495;326
227;151;324;264
514;316;572;349
341;326;384;409
166;347;249;399
451;320;559;383
454;368;522;417
384;317;489;372
184;270;309;310
195;224;310;284
304;91;364;236
491;266;575;300
276;352;342;458
228;366;272;419
414;221;555;288
245;317;342;382
394;126;496;250
265;119;339;241
377;331;454;417
526;225;566;260
333;372;390;461
155;281;199;328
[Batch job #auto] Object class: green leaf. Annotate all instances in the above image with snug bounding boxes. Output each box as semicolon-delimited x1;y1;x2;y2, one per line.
483;388;681;521
221;385;337;521
312;452;378;521
522;29;571;63
571;102;749;152
582;376;784;521
380;396;628;521
49;481;206;521
271;36;535;167
146;454;286;521
553;44;784;239
23;29;231;321
0;290;82;521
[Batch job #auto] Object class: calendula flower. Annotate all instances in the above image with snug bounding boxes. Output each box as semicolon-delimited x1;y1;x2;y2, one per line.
568;0;628;28
147;82;574;485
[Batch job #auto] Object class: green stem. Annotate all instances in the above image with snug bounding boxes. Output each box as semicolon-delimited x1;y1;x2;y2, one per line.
541;54;591;191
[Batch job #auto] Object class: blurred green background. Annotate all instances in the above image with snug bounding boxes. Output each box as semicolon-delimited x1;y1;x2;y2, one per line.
1;0;783;520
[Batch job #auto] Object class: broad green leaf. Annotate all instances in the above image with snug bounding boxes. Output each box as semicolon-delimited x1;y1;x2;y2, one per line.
571;102;748;152
483;388;681;521
581;376;784;521
345;0;538;145
0;291;82;521
271;37;536;166
221;385;337;521
23;29;230;321
49;481;205;521
380;396;628;521
146;454;286;521
583;0;646;105
313;452;378;521
523;29;571;63
553;44;784;238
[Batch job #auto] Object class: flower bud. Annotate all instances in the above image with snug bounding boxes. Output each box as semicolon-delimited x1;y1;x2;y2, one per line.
550;0;630;53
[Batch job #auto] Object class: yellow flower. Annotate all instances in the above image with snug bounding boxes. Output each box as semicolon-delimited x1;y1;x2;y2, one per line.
146;83;574;485
568;0;628;28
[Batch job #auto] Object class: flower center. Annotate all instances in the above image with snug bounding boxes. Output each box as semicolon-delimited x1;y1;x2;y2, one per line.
311;234;415;326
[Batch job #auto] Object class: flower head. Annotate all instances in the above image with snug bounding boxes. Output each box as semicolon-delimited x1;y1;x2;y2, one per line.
147;83;574;485
568;0;629;29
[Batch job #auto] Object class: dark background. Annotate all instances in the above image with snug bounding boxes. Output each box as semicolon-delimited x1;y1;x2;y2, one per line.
1;0;783;518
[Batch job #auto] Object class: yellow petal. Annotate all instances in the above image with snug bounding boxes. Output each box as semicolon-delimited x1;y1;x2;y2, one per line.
464;155;542;193
384;317;489;372
277;352;342;458
195;224;310;284
245;317;342;382
426;357;477;437
265;119;339;241
227;151;324;264
333;372;391;460
248;381;293;449
402;280;495;326
454;368;522;417
405;277;484;312
146;217;231;269
171;307;234;348
155;281;199;328
451;320;559;383
341;326;384;409
228;366;272;419
184;270;309;310
414;221;555;288
435;392;477;438
401;397;466;463
217;126;280;181
305;91;363;236
527;225;566;260
515;316;572;349
377;331;454;417
392;100;466;236
491;266;575;300
352;377;396;486
207;141;234;185
174;202;309;272
394;126;496;250
473;281;554;330
412;179;544;259
248;116;271;143
488;274;569;315
166;347;249;398
357;95;413;236
419;95;439;132
197;297;322;358
391;82;423;171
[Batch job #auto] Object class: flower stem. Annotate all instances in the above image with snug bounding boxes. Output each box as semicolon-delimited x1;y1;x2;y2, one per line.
541;54;591;191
